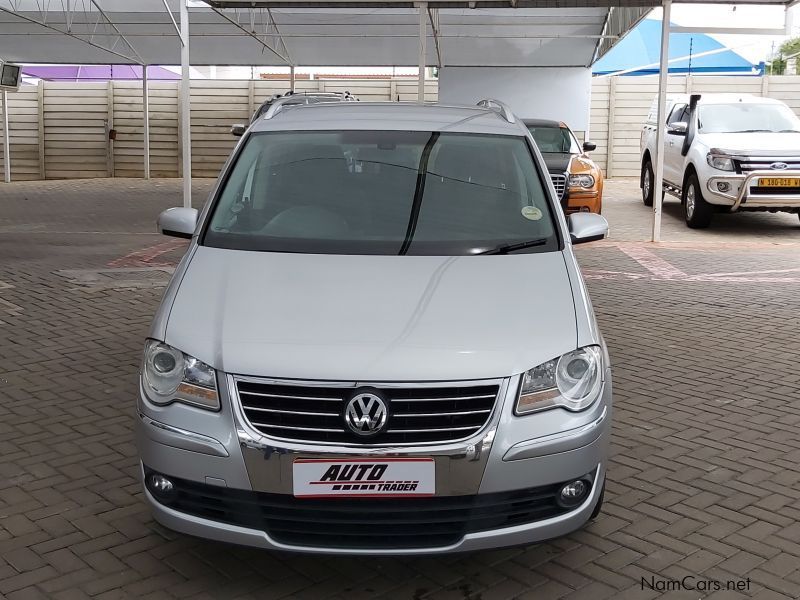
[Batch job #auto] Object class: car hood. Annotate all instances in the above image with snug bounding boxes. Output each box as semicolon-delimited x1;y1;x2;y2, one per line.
165;246;578;381
700;132;800;156
540;152;573;173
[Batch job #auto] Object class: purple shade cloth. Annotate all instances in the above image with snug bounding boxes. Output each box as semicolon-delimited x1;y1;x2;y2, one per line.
22;65;180;81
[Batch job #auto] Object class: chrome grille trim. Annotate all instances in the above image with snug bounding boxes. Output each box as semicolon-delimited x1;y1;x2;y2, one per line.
241;391;342;401
735;158;800;173
246;407;340;417
550;173;567;199
399;410;492;417
234;377;503;445
398;394;496;402
250;423;343;433
386;426;482;433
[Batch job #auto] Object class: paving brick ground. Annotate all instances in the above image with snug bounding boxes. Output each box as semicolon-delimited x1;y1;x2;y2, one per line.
1;178;799;600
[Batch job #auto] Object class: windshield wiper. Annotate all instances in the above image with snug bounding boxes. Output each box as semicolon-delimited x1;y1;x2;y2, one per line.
398;133;439;256
730;129;771;133
778;129;800;133
477;238;548;255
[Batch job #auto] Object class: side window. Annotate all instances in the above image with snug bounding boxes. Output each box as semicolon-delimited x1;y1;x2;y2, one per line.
667;104;687;126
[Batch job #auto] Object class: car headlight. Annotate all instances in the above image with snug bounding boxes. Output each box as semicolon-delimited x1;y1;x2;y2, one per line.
568;174;595;189
706;153;734;172
142;340;219;410
516;346;603;414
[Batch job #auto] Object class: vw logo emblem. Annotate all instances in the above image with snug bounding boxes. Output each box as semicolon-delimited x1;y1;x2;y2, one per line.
344;391;388;437
770;162;789;170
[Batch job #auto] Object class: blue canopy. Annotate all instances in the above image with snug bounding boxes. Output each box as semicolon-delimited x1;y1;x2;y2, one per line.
594;19;761;76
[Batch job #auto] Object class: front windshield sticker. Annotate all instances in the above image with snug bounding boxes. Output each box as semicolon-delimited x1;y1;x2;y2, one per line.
521;206;543;221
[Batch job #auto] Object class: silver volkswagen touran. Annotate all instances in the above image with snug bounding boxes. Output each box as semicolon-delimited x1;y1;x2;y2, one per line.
137;98;612;554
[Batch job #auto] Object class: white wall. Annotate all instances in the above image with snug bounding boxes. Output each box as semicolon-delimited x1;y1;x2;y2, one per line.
438;67;592;132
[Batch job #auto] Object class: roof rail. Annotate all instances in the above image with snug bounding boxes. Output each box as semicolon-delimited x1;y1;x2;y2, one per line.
476;98;516;124
283;90;356;101
263;92;356;120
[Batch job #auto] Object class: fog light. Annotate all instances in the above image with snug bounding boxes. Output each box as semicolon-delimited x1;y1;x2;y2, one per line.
559;479;589;507
717;181;730;193
147;473;176;501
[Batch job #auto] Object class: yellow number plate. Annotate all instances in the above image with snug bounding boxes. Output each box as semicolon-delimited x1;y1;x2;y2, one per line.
758;177;800;187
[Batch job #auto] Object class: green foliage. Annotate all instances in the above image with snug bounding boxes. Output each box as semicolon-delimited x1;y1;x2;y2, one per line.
771;37;800;75
780;37;800;58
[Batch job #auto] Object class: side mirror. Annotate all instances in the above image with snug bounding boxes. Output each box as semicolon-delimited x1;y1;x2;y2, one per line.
568;212;608;245
667;122;688;136
230;123;247;137
582;141;597;152
158;207;198;239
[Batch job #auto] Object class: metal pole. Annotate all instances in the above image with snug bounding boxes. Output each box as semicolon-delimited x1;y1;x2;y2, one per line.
651;0;671;242
2;90;9;184
143;65;150;180
180;0;192;208
290;65;295;92
418;2;427;103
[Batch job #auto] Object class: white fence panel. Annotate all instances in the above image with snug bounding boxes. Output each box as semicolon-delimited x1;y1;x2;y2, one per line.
5;76;800;182
43;82;109;179
0;86;39;181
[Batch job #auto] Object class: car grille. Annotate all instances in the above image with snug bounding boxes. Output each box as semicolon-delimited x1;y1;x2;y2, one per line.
550;173;567;199
750;186;800;195
145;467;589;550
236;379;500;445
735;158;800;175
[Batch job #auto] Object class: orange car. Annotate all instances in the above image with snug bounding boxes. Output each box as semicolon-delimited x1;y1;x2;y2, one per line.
524;119;604;214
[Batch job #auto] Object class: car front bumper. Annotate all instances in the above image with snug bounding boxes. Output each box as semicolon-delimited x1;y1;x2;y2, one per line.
706;169;800;211
142;462;605;555
136;370;611;554
565;189;602;214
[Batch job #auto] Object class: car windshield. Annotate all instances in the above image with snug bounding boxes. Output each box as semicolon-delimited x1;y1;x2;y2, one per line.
527;126;580;154
698;103;800;133
203;130;558;255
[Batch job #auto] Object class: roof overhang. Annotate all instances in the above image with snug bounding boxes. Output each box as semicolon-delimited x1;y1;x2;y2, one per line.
0;0;648;67
0;0;792;68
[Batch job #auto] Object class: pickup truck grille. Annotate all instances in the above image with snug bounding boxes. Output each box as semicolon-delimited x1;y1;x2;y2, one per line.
735;158;800;174
236;379;500;445
750;186;800;195
550;173;567;199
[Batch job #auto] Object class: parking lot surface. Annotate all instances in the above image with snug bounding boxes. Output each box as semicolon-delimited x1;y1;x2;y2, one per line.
1;178;799;600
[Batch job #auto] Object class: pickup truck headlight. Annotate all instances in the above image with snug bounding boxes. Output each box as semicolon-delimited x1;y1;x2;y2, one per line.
142;340;219;410
568;174;595;189
706;153;734;172
516;346;603;414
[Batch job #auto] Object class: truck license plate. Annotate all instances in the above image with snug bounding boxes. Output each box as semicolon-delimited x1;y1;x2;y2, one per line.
758;177;800;187
293;458;435;498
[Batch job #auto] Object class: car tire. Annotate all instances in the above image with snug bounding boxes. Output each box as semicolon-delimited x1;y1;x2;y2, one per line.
641;160;654;207
683;172;713;229
590;482;605;520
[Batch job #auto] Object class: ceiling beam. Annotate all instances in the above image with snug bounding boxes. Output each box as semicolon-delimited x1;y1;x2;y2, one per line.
88;0;146;63
670;25;786;35
427;6;443;67
205;5;293;65
160;0;183;41
0;3;143;63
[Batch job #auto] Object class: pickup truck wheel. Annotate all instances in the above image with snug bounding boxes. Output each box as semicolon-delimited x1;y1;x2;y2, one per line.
683;173;712;228
641;161;654;207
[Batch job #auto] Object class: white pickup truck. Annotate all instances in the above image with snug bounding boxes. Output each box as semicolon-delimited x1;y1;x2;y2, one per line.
640;93;800;228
